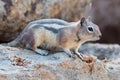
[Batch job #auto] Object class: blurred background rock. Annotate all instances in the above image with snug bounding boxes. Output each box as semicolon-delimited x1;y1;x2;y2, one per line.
0;0;90;42
0;0;120;44
90;0;120;44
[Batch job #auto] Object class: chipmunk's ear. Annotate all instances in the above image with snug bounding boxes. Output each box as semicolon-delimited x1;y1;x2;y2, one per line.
80;17;86;27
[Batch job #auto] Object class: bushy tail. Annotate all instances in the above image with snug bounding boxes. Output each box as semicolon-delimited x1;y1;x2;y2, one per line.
0;35;21;47
8;40;19;46
1;40;19;47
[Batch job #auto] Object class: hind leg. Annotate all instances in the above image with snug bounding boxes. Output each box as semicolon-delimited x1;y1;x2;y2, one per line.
25;40;49;56
30;38;49;56
26;43;49;56
22;31;49;56
34;48;49;56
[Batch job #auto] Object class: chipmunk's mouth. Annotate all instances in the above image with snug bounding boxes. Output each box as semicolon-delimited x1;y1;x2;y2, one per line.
85;35;102;41
95;35;101;40
97;37;100;40
98;35;102;40
95;34;102;40
91;36;101;41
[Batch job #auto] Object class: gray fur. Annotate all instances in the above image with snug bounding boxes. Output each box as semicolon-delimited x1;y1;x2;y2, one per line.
27;19;69;30
8;19;70;45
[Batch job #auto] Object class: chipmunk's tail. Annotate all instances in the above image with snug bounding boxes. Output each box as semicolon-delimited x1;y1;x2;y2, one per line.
1;40;19;47
9;40;19;46
1;36;20;47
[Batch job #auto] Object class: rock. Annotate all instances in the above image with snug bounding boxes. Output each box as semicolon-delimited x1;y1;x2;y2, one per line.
90;0;120;44
0;0;90;42
0;43;120;80
79;43;120;60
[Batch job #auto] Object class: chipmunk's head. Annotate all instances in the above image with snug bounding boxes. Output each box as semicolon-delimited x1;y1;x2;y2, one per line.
78;16;102;41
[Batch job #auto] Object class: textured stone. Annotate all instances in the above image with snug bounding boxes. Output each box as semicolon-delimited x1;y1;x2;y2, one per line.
0;0;90;42
0;43;120;80
90;0;120;44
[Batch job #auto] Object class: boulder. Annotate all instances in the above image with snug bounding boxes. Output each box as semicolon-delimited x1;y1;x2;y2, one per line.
0;43;120;80
90;0;120;44
0;0;90;42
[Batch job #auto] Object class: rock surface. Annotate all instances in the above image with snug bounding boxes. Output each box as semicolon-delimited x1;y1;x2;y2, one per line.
0;43;120;80
1;0;120;44
90;0;120;44
0;0;90;42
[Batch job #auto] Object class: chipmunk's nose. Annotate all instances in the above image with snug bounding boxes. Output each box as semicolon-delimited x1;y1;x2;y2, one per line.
95;26;102;38
99;35;102;38
98;29;102;38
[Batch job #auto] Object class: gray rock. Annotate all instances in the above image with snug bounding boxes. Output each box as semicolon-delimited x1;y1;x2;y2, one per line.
80;43;120;60
0;43;120;80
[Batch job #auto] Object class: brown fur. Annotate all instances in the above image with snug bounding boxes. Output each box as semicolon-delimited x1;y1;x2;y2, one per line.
57;27;79;49
20;29;35;49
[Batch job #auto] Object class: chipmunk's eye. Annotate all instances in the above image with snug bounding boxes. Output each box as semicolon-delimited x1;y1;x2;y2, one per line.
88;27;93;32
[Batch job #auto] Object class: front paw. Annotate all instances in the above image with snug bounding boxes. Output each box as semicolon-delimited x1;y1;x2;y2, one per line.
69;54;76;59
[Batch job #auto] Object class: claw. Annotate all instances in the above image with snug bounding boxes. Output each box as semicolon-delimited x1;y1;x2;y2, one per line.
76;51;84;61
69;54;76;59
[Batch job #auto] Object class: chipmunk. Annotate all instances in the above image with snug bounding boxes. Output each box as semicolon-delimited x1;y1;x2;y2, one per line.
4;17;102;61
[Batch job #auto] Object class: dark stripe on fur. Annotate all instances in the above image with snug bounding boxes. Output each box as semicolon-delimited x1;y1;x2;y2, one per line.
29;24;59;33
44;27;59;33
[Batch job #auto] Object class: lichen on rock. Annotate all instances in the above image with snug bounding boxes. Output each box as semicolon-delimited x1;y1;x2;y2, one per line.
0;43;120;80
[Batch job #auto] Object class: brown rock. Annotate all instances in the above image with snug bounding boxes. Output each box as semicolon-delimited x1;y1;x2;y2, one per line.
0;0;90;42
82;54;97;63
90;0;120;44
